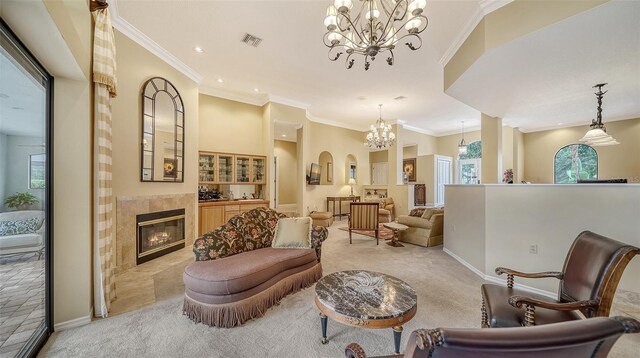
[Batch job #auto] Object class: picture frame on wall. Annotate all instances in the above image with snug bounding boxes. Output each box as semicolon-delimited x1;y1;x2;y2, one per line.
164;158;177;179
403;158;416;182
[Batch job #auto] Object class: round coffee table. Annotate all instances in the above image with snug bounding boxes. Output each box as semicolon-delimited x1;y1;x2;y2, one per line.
314;270;417;354
383;222;409;247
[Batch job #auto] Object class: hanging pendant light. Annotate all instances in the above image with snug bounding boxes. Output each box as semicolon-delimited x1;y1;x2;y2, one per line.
458;121;468;155
579;83;619;146
365;104;395;149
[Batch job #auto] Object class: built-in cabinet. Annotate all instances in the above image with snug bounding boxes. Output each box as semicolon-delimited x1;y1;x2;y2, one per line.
198;151;266;184
198;201;269;236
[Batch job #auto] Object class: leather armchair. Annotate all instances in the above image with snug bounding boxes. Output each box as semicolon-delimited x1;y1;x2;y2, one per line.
345;316;640;358
481;231;639;328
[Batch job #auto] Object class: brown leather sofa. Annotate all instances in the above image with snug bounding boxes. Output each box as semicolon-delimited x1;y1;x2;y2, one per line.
345;316;640;358
183;207;328;328
395;208;444;247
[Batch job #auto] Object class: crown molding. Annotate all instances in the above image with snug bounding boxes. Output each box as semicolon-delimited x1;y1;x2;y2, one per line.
435;125;482;137
269;95;310;110
199;86;268;106
109;0;203;84
479;0;513;15
401;124;438;137
305;111;367;132
438;0;513;67
273;119;303;130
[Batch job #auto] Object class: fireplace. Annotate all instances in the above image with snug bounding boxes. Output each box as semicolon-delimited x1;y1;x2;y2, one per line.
136;208;185;265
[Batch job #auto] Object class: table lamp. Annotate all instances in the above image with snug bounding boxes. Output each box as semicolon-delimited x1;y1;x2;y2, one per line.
348;178;356;196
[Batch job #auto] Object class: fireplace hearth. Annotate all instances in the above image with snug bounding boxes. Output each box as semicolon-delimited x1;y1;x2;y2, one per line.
136;208;185;265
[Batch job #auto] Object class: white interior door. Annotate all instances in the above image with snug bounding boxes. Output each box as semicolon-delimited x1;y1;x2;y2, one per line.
372;162;388;185
458;159;481;184
435;156;452;206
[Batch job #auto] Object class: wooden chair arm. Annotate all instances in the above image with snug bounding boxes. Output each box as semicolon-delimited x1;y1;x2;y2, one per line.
495;267;563;288
345;343;367;358
508;295;598;326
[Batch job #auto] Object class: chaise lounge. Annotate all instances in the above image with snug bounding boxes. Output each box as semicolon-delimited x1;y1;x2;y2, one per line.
183;207;328;327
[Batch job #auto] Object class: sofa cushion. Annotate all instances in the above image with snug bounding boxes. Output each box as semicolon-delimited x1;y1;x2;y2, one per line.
397;215;431;229
272;217;312;248
409;208;426;217
0;218;41;236
184;247;317;296
379;208;391;215
0;233;42;248
422;208;444;220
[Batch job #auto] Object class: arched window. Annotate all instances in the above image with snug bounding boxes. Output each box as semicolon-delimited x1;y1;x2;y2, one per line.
554;144;598;184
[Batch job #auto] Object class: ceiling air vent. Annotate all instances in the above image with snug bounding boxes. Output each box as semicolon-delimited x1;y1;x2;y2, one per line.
394;96;407;101
241;33;263;47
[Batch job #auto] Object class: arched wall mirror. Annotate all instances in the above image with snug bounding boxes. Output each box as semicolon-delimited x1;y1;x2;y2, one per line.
345;154;357;183
140;77;185;182
318;151;333;185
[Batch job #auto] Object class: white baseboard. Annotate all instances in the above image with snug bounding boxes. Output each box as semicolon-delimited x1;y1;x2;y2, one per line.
443;247;556;299
54;315;91;331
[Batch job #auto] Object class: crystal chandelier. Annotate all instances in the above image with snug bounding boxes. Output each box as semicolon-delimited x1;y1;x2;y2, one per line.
323;0;429;70
458;121;468;155
365;104;396;149
579;83;619;146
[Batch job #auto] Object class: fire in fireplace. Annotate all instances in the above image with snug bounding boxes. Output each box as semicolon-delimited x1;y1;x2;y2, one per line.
136;208;185;265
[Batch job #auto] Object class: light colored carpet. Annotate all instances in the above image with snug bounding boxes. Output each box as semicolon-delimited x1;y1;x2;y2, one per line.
39;223;639;357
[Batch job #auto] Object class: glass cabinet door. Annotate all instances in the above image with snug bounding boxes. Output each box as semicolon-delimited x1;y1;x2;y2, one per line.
218;154;234;183
236;156;250;183
251;157;265;183
198;153;215;182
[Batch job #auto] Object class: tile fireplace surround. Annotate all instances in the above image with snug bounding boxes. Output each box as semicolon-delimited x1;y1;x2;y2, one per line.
116;193;196;272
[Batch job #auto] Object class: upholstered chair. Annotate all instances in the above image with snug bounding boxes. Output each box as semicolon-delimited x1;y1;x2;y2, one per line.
348;202;380;245
345;316;640;358
481;231;639;328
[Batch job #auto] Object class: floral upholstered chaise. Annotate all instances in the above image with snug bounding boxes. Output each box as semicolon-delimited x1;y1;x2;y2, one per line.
183;207;328;327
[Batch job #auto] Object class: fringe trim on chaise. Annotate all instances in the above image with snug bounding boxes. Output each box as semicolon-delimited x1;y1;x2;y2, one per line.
183;263;322;328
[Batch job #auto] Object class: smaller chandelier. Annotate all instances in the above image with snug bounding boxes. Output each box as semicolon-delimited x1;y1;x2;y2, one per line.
579;83;619;146
365;104;396;149
323;0;429;70
458;121;468;155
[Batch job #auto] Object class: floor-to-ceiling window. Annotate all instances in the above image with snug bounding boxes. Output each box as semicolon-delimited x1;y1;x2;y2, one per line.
0;18;52;357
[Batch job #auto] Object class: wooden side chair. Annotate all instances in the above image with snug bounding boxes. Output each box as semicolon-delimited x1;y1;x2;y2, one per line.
481;230;639;328
345;316;640;358
348;202;380;245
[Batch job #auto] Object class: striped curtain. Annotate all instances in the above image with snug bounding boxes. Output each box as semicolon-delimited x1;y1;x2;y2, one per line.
92;7;117;318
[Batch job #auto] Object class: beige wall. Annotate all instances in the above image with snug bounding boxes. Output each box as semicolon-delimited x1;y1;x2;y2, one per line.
523;118;640;183
303;121;371;213
445;184;640;295
481;114;502;184
199;94;264;155
274;140;297;205
403;145;417;159
369;150;388;164
111;30;199;198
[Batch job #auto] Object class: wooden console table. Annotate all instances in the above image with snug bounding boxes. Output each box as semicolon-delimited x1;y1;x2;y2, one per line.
326;196;360;221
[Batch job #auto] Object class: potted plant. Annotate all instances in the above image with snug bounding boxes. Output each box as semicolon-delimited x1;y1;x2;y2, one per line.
4;192;39;210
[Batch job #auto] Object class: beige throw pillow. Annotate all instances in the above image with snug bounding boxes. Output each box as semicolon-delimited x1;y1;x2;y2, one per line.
272;217;312;249
421;208;435;220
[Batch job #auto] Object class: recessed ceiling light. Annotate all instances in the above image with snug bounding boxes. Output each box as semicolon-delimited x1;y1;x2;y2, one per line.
11;106;24;110
193;47;204;53
281;134;287;137
253;88;260;92
217;78;224;84
397;120;406;124
0;93;8;99
558;123;563;125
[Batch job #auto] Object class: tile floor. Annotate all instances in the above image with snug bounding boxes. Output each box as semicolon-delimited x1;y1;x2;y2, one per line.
0;253;45;357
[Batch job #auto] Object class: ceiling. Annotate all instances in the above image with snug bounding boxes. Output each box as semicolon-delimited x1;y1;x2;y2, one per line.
114;0;639;135
0;50;45;137
446;0;640;133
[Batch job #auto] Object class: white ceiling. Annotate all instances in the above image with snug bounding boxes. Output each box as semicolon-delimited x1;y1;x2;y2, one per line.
114;0;639;135
0;50;45;137
446;0;640;132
